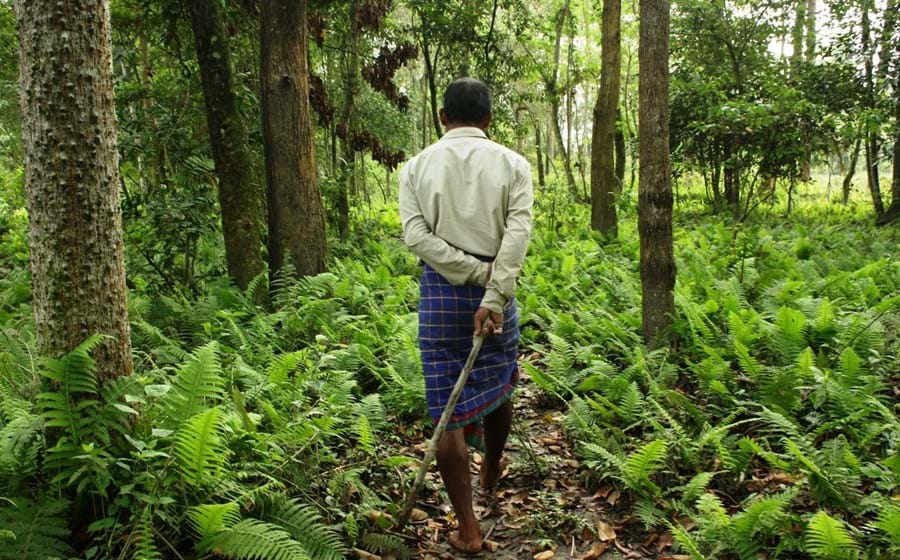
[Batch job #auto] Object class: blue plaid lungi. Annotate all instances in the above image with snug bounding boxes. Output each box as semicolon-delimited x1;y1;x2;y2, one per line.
419;261;519;450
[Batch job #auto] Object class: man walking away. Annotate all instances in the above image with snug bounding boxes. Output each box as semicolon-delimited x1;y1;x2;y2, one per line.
399;78;534;553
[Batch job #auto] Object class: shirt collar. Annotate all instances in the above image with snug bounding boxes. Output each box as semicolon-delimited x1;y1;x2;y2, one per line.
441;126;488;141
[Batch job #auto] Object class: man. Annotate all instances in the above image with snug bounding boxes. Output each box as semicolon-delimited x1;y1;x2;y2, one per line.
399;78;533;553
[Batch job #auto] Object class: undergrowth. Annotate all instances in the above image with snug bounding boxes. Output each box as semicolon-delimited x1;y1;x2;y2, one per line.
0;190;897;559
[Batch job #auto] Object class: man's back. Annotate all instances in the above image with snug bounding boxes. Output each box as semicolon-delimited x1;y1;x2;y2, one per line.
400;126;531;260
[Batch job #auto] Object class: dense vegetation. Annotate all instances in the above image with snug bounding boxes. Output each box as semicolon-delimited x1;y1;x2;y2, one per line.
1;0;898;559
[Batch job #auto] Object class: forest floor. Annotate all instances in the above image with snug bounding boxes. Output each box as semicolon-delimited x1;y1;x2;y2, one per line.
383;365;675;560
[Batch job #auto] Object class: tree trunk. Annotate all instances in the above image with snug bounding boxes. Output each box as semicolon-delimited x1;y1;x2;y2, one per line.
15;0;133;380
791;0;806;74
615;109;626;192
861;0;885;215
422;38;442;140
842;133;862;205
187;0;265;292
804;0;817;60
260;0;327;280
638;0;676;346
591;0;621;237
535;119;546;188
546;0;578;198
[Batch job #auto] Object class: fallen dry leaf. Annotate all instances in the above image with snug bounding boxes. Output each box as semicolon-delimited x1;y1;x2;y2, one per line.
352;547;381;560
656;531;674;553
607;488;621;505
596;520;617;542
580;542;609;560
409;508;428;522
483;540;500;552
533;550;555;560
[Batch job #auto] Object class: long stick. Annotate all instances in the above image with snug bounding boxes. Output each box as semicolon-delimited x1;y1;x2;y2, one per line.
397;334;485;528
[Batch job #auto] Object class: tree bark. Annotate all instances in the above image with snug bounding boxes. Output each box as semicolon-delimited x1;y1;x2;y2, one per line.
535;118;546;188
421;37;442;141
590;0;621;237
545;0;578;198
336;1;363;240
615;109;626;192
187;0;265;292
842;132;862;205
15;0;133;380
862;0;885;215
638;0;676;346
260;0;328;281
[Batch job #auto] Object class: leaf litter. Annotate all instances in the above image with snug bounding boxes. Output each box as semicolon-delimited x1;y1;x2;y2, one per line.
376;364;673;559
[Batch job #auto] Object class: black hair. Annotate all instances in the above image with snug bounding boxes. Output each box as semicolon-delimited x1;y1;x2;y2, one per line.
442;78;492;125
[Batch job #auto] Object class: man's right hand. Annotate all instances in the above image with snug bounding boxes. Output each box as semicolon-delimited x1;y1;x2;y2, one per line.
474;306;503;337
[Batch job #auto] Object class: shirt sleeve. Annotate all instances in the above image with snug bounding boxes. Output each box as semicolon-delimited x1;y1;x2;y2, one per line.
399;166;491;287
480;161;534;313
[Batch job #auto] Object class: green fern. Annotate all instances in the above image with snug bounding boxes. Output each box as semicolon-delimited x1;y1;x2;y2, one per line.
360;533;411;560
805;511;858;560
262;497;346;560
174;407;229;487
622;439;668;495
131;508;163;560
873;504;900;546
730;491;795;560
163;342;224;425
199;518;312;560
0;498;73;560
668;521;709;560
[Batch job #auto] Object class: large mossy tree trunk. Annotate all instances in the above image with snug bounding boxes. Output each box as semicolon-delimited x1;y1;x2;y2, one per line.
15;0;133;380
590;0;621;237
187;0;265;292
260;0;328;281
638;0;676;346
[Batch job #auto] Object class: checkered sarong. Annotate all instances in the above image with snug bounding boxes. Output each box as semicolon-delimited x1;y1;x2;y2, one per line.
419;261;519;450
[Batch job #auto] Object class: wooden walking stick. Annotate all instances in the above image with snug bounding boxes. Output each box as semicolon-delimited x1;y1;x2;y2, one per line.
397;333;486;528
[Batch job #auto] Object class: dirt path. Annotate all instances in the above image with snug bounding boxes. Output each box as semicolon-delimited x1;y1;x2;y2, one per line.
389;371;672;560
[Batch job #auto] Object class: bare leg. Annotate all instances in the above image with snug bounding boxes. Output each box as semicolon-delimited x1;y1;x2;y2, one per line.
480;399;513;490
436;428;482;552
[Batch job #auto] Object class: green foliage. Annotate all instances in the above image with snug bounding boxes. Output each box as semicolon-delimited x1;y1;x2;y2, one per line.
805;511;859;560
0;498;73;560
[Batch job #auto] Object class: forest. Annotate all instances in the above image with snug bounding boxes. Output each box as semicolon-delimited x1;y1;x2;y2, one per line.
0;0;898;559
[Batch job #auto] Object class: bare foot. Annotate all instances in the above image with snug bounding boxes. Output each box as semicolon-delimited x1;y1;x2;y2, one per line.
479;457;509;492
448;530;483;555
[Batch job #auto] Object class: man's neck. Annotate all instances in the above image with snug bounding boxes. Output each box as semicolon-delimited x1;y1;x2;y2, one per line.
444;123;486;132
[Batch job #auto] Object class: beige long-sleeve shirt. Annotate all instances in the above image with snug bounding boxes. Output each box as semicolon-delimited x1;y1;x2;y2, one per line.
399;126;534;314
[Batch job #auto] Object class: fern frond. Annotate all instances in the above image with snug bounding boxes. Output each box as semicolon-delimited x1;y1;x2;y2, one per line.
668;521;709;560
174;407;229;487
360;533;410;560
163;342;224;425
0;498;73;560
622;440;668;495
262;497;346;560
805;511;858;560
188;503;242;537
198;519;312;560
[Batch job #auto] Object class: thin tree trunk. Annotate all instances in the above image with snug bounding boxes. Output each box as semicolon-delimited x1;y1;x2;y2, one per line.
422;38;442;140
261;0;327;281
187;0;265;292
15;0;133;380
805;0;817;60
638;0;675;346
615;109;626;192
843;132;862;204
591;0;621;237
545;0;578;198
862;0;885;215
535;119;546;188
